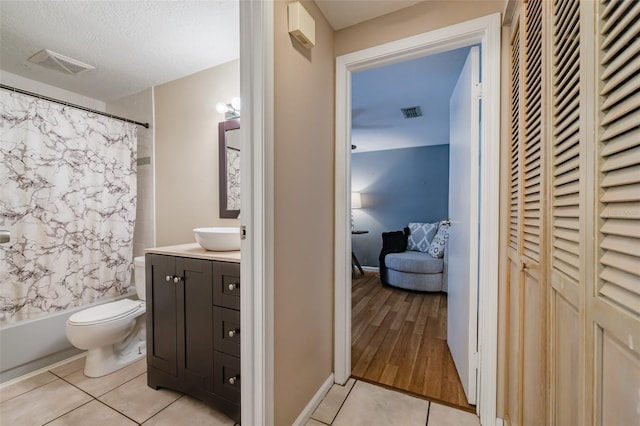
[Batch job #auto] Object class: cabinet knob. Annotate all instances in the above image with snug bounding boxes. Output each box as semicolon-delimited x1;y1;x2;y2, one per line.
228;329;239;338
165;275;173;282
228;283;238;291
173;276;182;283
228;376;238;385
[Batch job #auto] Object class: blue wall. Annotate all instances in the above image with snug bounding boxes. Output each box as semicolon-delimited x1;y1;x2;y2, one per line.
351;144;449;267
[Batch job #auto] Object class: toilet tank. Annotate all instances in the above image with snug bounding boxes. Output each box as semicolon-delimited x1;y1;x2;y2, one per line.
133;256;146;301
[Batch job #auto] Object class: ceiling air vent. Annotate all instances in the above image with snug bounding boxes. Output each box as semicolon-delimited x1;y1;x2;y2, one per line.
401;106;423;119
28;49;95;75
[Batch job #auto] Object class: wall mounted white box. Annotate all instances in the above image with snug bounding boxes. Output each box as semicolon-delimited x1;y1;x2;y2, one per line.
288;1;315;48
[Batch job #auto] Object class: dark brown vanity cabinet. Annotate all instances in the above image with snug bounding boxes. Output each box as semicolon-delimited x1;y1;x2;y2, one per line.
146;254;240;423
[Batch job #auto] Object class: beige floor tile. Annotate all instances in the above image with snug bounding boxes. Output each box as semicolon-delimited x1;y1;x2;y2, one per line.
333;381;429;426
50;357;86;378
0;379;92;426
427;403;479;426
143;395;235;426
47;400;137;426
99;373;181;423
63;358;147;397
306;418;329;426
0;371;58;403
311;378;356;424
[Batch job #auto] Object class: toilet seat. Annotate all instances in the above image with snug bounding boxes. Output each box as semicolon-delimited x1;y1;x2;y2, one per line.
68;299;144;326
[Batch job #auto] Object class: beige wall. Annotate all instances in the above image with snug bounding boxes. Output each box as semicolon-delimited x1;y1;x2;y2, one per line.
107;89;155;257
334;0;505;57
154;60;240;246
273;0;335;424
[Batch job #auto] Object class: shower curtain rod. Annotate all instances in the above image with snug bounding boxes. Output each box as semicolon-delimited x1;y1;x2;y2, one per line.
0;84;150;129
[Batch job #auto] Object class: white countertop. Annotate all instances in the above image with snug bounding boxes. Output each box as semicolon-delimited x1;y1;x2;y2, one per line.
145;243;240;263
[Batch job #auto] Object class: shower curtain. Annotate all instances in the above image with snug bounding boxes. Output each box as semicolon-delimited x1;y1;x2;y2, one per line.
0;89;137;324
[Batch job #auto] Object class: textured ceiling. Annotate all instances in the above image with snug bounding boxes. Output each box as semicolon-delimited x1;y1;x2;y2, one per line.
316;0;424;30
0;0;239;102
351;47;471;153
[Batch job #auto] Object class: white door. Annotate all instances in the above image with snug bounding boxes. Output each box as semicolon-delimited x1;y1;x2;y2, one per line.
447;46;480;405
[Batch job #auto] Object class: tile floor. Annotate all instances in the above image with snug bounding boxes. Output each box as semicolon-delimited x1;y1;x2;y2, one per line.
0;356;479;426
307;379;479;426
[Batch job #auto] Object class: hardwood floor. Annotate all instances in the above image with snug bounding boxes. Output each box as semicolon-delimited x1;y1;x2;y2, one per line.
351;270;474;412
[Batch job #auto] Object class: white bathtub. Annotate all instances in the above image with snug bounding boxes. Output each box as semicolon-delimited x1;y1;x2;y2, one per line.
0;293;134;383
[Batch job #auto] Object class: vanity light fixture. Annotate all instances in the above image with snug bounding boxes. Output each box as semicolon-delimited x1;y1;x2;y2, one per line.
216;97;241;120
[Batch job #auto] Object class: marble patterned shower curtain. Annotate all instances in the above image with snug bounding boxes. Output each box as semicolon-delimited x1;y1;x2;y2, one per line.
0;90;137;324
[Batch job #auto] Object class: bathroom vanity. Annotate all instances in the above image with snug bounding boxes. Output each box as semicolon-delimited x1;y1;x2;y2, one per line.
144;244;241;423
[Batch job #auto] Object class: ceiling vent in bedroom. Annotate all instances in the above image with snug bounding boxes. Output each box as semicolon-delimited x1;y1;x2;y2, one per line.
28;49;95;75
401;106;423;119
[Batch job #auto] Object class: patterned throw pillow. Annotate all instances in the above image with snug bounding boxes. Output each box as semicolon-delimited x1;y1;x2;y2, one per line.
428;223;450;258
407;222;438;253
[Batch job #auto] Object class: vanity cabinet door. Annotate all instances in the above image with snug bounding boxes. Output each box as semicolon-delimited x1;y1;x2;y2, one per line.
176;257;214;393
147;254;178;377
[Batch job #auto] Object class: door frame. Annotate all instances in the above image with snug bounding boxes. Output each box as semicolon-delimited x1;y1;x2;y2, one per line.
333;13;501;424
239;0;274;425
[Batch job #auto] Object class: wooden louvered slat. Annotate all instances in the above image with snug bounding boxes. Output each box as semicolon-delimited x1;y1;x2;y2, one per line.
554;217;579;231
551;0;581;280
554;193;580;207
601;183;640;203
598;0;640;321
600;145;640;172
601;164;640;187
553;180;579;198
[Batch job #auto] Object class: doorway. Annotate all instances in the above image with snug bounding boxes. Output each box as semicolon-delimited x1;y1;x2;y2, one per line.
333;14;501;425
348;45;477;411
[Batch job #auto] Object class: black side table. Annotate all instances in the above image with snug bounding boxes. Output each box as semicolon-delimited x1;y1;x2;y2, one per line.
351;230;369;276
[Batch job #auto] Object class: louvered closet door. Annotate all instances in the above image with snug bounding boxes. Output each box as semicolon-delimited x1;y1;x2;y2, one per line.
504;2;547;425
505;12;523;426
548;0;584;424
594;1;640;424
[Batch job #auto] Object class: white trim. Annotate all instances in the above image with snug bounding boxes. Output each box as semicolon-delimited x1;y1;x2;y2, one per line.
334;13;501;425
292;373;335;426
495;417;506;426
240;1;274;425
0;353;87;389
360;266;378;272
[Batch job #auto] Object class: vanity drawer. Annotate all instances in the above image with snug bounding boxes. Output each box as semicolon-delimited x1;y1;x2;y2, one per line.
213;306;240;357
213;351;240;404
213;263;240;310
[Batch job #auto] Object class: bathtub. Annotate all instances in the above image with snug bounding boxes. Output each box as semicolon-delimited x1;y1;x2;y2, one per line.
0;293;135;383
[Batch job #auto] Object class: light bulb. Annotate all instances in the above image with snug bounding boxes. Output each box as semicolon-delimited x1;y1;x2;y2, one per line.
231;97;241;111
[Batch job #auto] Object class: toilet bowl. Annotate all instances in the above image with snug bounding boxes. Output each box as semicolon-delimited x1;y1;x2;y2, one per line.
66;256;147;377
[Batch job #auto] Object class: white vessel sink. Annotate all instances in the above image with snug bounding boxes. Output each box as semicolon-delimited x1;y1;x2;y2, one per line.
193;227;241;251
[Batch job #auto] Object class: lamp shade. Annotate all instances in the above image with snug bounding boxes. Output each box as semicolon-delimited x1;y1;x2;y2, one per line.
351;192;362;209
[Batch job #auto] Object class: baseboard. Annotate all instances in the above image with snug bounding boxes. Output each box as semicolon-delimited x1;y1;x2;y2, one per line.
0;351;86;387
495;417;505;426
361;266;378;272
292;373;334;426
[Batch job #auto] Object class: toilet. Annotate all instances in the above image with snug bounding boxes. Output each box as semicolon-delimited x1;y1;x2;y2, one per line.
66;256;147;378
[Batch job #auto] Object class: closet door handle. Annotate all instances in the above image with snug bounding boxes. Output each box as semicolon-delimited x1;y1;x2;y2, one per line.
165;275;174;282
173;276;182;283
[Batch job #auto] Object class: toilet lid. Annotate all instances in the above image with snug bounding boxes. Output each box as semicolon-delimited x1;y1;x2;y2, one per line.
68;299;143;326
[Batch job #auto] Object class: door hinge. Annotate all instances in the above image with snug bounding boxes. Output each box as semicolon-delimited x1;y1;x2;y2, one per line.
240;225;247;240
473;82;483;100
